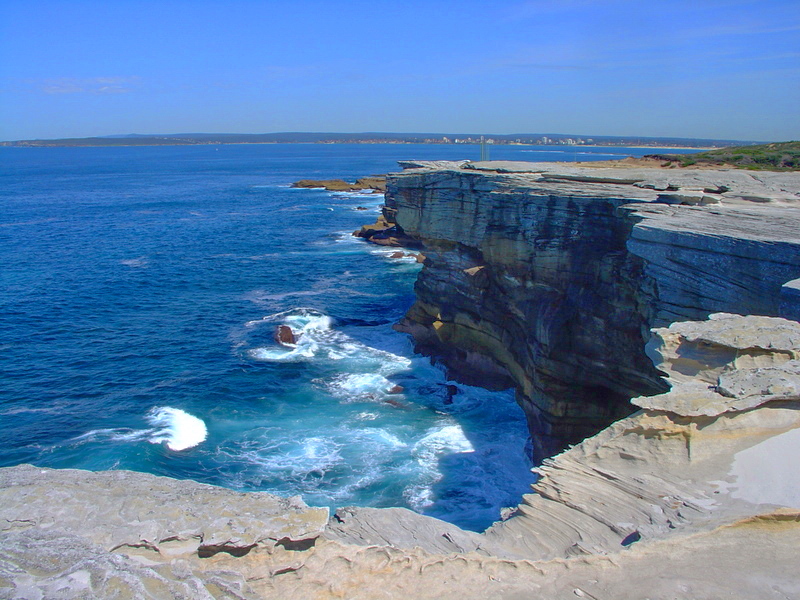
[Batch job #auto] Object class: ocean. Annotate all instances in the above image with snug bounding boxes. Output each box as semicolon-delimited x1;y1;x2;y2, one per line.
0;143;697;531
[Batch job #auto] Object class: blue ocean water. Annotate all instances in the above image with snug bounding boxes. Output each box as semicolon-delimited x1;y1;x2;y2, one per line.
0;143;697;530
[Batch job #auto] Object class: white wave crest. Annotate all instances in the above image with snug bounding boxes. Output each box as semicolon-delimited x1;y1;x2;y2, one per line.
404;424;475;510
67;407;207;452
146;407;208;451
319;373;408;406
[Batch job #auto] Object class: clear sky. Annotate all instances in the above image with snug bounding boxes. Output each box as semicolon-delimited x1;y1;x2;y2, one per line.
1;0;798;141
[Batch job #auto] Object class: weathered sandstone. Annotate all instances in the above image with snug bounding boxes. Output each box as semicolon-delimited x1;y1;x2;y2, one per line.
483;313;800;559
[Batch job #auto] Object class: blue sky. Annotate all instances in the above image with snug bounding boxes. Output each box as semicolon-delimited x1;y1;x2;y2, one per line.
1;0;798;141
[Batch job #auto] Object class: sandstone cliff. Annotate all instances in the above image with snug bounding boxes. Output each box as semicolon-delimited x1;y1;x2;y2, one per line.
387;160;800;457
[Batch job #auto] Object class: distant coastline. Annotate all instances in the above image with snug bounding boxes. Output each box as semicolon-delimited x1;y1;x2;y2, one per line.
0;132;756;149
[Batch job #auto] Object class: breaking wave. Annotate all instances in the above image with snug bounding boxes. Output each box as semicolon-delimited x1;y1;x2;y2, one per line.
69;407;208;452
145;407;208;451
243;308;411;373
405;424;475;510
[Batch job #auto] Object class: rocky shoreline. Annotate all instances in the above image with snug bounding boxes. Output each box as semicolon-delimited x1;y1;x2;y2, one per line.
3;161;800;598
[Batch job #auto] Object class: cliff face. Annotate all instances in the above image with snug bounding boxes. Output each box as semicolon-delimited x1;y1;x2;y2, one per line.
388;161;800;457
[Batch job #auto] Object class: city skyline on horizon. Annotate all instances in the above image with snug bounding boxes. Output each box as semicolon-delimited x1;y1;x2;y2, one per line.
1;0;798;142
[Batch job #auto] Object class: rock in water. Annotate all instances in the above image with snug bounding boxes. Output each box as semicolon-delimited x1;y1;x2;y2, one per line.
291;178;354;191
274;325;298;345
444;383;459;404
291;176;386;193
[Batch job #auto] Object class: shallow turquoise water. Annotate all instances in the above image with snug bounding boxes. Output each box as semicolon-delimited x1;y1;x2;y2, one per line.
0;143;697;530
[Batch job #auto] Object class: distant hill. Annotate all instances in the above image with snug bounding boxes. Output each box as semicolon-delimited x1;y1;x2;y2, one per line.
648;141;800;171
0;132;756;148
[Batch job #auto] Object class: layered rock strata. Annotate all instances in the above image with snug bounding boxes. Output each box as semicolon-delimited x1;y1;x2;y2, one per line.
3;314;800;599
386;160;800;457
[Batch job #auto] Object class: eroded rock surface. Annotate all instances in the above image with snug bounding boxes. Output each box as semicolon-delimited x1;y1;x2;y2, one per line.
0;466;329;558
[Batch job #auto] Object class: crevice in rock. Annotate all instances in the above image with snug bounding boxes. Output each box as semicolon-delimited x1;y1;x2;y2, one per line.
272;564;303;576
198;543;256;558
275;537;317;551
110;541;161;555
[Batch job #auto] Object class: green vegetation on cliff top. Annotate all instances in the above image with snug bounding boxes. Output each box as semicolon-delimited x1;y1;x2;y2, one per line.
649;141;800;171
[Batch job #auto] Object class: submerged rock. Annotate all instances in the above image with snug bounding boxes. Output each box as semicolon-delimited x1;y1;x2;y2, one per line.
444;383;459;404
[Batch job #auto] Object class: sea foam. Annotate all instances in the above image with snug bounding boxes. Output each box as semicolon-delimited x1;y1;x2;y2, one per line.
405;424;475;510
146;406;208;451
245;308;411;372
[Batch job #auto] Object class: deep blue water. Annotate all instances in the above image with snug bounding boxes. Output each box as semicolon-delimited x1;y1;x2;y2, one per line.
0;143;699;530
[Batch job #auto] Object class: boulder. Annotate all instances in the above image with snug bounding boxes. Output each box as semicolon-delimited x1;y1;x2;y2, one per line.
274;325;298;346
